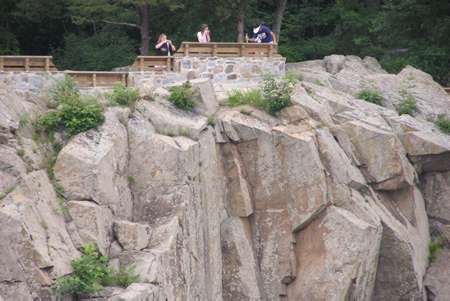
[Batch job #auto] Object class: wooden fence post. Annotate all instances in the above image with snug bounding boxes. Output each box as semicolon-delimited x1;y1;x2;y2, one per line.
25;57;30;72
92;73;97;87
184;43;190;56
267;45;273;57
45;57;50;72
166;57;171;71
139;57;144;72
0;57;3;72
240;44;245;56
212;44;217;57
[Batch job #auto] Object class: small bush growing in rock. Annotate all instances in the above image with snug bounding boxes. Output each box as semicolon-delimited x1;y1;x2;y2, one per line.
36;77;105;137
36;111;62;132
19;114;29;127
207;116;216;126
127;176;135;185
228;89;264;108
59;97;105;136
36;91;104;137
356;89;384;106
16;149;25;158
428;236;445;263
435;115;450;134
228;75;296;115
107;83;140;107
398;94;417;116
111;266;140;287
51;76;80;104
178;127;191;137
169;82;195;111
55;244;139;298
55;244;112;297
261;75;296;114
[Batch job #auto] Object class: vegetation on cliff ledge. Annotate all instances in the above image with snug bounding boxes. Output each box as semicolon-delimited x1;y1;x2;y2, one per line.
35;77;105;137
55;244;139;298
228;74;296;114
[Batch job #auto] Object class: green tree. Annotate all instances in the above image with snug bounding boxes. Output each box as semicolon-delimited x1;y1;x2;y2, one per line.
372;0;450;84
53;28;136;70
67;0;181;55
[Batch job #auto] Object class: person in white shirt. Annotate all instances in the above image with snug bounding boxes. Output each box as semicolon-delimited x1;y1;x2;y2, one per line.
197;24;211;43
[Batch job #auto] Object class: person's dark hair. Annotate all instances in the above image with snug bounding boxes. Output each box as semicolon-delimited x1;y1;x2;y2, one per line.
254;20;265;28
200;24;209;32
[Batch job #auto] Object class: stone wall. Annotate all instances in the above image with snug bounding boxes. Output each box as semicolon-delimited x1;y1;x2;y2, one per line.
129;71;187;87
175;56;286;81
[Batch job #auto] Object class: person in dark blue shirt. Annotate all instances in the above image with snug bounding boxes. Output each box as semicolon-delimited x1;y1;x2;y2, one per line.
250;21;277;44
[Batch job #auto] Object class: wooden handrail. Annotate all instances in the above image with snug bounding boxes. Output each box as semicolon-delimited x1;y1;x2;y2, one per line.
0;55;53;59
176;42;279;57
0;55;56;72
65;71;129;88
130;56;175;71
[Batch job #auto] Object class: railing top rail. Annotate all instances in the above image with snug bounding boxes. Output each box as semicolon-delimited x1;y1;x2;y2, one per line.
0;55;54;59
64;71;129;75
136;55;174;58
179;42;275;47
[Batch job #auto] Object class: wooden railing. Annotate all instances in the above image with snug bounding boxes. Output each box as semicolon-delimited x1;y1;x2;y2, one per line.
176;42;279;57
129;56;174;71
0;56;57;72
65;71;128;88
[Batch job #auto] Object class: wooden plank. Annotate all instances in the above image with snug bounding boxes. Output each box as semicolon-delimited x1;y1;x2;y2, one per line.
45;58;50;71
0;57;3;71
92;73;96;87
140;57;144;72
4;58;25;67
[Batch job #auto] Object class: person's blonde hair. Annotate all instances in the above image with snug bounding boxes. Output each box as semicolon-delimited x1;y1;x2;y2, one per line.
157;33;167;44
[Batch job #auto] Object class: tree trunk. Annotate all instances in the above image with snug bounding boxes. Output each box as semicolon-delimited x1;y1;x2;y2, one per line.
139;3;150;55
236;0;247;42
273;0;287;40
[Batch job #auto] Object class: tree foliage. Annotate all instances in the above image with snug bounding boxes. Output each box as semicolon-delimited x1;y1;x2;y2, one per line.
0;0;449;84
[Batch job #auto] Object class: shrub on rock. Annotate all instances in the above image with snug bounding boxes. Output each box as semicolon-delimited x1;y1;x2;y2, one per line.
107;83;140;107
169;81;195;111
227;75;296;114
398;94;417;116
356;89;384;106
435;115;450;134
35;77;105;137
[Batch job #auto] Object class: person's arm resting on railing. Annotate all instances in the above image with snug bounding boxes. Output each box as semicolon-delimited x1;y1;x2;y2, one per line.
271;31;277;45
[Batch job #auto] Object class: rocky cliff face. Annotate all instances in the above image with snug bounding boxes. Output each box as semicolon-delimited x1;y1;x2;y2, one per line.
0;56;449;301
